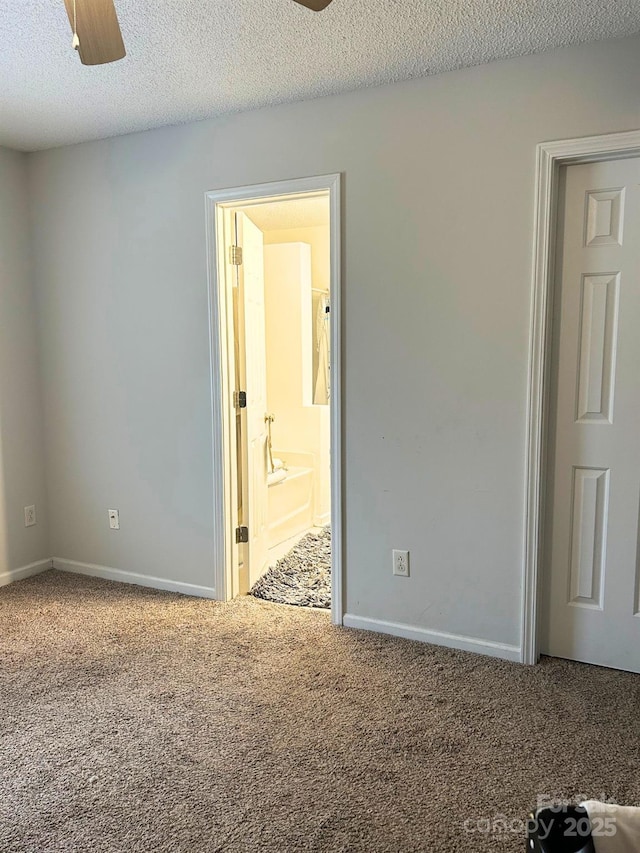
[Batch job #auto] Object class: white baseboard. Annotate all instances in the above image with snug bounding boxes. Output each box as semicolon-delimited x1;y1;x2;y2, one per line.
52;558;217;599
343;613;522;662
0;558;52;588
314;512;331;527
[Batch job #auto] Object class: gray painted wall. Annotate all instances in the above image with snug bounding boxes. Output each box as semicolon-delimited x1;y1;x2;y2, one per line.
27;36;640;648
0;147;49;573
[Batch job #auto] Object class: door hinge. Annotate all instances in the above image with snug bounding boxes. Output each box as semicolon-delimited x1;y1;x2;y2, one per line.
233;390;247;409
229;245;243;266
235;526;249;544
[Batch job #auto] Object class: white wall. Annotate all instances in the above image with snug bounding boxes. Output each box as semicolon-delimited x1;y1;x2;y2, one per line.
0;147;49;578
264;225;331;398
264;243;314;413
263;241;331;525
27;36;640;648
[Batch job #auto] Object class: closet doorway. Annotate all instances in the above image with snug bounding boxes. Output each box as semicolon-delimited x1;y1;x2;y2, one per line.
206;175;342;624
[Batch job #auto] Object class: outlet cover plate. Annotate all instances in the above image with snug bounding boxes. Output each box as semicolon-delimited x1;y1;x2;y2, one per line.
392;549;410;577
24;505;36;527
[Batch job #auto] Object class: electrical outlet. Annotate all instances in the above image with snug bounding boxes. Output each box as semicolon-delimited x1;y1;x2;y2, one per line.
392;549;410;577
24;505;36;527
108;509;120;530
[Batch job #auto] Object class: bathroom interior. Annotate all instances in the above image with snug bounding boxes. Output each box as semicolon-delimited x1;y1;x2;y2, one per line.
240;193;331;606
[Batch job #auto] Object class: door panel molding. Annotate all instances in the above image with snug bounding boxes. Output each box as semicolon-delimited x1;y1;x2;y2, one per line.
584;187;625;248
568;466;609;610
523;129;640;664
576;272;619;424
205;174;343;625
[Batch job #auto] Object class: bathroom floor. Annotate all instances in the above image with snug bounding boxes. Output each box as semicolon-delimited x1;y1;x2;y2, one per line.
250;526;331;609
266;527;324;567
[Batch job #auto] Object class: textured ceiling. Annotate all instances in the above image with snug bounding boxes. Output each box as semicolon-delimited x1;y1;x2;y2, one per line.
243;195;329;232
1;0;639;151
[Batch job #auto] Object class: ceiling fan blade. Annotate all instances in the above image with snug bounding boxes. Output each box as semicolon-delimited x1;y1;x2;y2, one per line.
63;0;126;65
291;0;333;10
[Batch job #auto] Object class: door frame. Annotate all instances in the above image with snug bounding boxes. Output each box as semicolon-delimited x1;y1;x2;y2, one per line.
522;129;640;665
204;174;343;624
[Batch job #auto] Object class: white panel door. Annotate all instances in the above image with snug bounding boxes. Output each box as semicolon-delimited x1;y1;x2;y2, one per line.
542;157;640;672
236;212;269;590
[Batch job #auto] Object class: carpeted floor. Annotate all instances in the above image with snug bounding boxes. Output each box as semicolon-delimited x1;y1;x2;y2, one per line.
250;527;331;609
1;571;639;853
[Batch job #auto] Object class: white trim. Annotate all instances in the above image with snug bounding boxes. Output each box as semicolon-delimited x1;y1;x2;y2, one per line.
343;614;521;662
52;558;217;599
205;174;344;626
0;558;52;588
522;129;640;665
205;195;232;606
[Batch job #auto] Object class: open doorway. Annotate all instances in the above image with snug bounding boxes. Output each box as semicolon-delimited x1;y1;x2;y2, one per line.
206;175;342;624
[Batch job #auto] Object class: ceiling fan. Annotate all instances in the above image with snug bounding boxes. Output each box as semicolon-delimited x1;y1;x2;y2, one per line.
63;0;333;66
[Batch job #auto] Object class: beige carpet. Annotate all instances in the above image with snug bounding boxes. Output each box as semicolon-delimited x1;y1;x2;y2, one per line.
1;571;639;853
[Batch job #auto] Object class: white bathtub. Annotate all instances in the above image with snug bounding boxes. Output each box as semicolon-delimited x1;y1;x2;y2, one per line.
267;452;314;549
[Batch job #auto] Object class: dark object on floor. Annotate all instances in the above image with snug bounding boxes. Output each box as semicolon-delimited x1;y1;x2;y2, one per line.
528;806;595;853
250;526;331;609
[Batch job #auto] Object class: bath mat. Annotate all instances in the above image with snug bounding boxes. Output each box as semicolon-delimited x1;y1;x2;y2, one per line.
250;527;331;609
